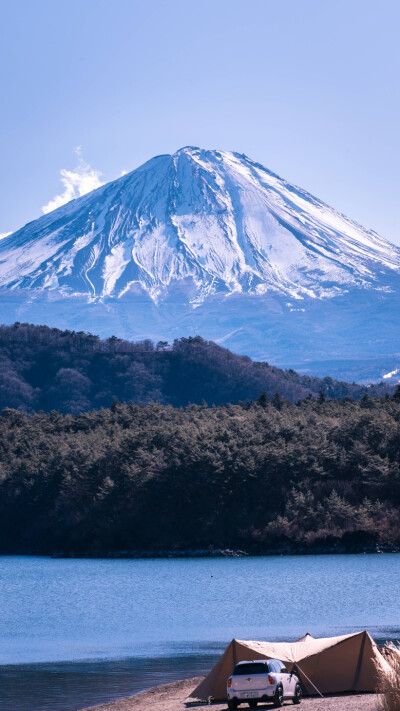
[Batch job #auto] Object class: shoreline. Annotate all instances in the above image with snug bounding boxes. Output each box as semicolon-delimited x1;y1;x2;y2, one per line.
80;677;380;711
52;542;400;558
2;541;399;559
1;545;400;559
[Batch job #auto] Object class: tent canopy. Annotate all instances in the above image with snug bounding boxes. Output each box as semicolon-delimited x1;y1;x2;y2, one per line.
191;631;391;700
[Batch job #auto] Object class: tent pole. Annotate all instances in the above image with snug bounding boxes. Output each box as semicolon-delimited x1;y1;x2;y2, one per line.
352;630;367;692
295;664;324;698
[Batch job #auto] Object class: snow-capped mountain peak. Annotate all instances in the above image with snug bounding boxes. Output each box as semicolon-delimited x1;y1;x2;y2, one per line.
1;147;399;303
1;147;400;379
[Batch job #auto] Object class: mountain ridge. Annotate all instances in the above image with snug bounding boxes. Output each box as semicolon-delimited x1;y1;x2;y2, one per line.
0;323;392;415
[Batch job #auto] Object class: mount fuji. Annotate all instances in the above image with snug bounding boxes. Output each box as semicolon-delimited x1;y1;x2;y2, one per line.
1;147;400;379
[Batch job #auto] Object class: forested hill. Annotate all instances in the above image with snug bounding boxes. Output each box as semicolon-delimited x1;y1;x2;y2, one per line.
1;395;400;556
0;323;391;413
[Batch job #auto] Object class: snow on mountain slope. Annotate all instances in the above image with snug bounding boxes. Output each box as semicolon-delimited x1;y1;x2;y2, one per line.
1;147;400;380
1;147;399;303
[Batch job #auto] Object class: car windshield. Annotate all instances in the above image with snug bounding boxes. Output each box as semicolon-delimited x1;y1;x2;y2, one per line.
233;663;268;675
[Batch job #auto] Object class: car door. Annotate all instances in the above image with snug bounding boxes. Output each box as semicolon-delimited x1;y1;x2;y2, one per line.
270;662;286;694
283;666;296;696
277;662;294;696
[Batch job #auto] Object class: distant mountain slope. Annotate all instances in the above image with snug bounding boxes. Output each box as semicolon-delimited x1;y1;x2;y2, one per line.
1;147;400;378
0;324;390;414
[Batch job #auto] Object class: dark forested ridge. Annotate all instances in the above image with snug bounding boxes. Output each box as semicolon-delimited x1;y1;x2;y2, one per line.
0;323;391;413
1;395;400;556
1;322;398;557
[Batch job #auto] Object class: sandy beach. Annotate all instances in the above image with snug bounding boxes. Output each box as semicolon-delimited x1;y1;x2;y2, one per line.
81;677;379;711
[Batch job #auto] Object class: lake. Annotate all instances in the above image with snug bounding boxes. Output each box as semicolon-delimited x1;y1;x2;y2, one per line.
1;554;399;711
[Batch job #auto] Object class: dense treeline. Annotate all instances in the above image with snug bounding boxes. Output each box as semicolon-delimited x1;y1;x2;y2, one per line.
1;393;400;555
0;323;391;413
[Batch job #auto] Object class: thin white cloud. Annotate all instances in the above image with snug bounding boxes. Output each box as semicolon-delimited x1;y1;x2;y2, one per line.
0;231;12;240
42;148;104;215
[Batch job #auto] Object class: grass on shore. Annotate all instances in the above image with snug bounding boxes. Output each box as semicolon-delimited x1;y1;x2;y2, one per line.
378;643;400;711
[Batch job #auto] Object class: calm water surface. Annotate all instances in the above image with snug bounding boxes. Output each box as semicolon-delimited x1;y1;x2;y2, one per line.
1;554;399;710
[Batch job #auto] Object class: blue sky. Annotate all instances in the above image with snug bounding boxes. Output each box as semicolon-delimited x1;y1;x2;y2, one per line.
1;0;400;243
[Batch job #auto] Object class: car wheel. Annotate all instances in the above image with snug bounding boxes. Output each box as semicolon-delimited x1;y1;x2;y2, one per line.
228;701;238;710
273;685;284;707
293;683;302;704
248;701;258;709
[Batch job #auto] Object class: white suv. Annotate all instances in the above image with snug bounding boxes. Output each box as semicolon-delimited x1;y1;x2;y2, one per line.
227;659;301;708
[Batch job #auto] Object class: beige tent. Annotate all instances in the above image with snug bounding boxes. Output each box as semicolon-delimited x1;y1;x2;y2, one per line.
191;632;391;700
